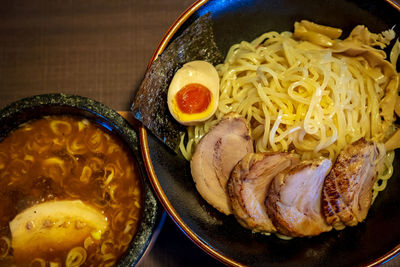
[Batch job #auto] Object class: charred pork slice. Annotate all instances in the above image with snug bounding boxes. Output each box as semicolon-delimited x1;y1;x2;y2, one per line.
266;159;332;237
191;113;253;215
322;138;383;230
228;152;299;233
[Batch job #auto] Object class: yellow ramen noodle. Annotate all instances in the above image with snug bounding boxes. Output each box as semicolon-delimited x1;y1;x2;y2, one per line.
180;21;400;201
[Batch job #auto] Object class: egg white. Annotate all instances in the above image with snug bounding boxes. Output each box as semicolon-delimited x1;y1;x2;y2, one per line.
167;60;220;126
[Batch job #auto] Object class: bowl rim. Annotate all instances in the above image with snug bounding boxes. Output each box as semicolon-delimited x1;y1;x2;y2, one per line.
0;93;163;267
138;0;400;266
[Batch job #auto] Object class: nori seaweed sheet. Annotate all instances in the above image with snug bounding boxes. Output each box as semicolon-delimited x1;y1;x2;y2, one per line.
131;13;223;152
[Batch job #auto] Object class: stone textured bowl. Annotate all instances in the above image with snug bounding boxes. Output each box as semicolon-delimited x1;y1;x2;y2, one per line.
0;93;163;266
139;0;400;266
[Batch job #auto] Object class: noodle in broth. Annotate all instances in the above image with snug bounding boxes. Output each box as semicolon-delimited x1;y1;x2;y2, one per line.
0;115;142;267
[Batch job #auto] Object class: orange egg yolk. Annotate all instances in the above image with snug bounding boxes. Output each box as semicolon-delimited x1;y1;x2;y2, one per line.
175;83;211;114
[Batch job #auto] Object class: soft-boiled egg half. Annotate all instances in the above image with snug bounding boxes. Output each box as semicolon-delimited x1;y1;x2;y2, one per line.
167;60;220;126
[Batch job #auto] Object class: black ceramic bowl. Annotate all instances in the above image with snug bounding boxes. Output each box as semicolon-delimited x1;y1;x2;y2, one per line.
139;0;400;266
0;93;163;266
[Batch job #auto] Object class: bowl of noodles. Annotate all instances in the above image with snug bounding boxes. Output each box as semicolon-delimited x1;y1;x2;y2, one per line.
0;93;162;267
133;0;400;266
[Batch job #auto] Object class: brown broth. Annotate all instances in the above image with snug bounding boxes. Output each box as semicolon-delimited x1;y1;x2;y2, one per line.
0;115;142;267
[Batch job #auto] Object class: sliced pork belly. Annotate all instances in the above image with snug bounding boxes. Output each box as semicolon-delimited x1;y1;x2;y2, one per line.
191;113;253;215
322;138;384;230
228;152;299;233
266;159;332;237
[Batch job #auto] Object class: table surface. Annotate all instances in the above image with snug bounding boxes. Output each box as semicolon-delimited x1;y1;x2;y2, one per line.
0;1;398;266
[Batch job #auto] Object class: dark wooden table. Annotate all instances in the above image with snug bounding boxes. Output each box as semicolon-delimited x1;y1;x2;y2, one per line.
0;1;398;266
